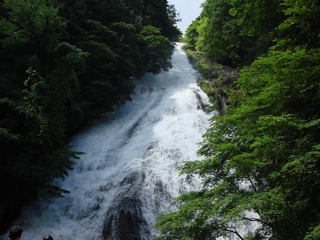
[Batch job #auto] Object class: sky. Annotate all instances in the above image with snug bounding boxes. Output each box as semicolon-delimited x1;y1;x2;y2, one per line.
168;0;205;33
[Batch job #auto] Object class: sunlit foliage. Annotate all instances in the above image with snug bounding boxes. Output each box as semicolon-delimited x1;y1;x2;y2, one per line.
158;0;320;239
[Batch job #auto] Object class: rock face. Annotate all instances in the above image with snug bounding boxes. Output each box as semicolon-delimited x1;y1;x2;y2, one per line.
102;197;147;240
102;172;149;240
209;71;218;79
215;89;228;115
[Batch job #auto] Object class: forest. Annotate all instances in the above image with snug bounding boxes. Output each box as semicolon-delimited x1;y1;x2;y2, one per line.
157;0;320;239
0;0;180;232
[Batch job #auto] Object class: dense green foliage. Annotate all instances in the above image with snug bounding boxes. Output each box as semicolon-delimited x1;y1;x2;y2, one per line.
184;0;283;67
0;0;180;232
158;0;320;239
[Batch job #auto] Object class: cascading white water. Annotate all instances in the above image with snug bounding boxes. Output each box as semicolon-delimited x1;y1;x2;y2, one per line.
16;43;212;240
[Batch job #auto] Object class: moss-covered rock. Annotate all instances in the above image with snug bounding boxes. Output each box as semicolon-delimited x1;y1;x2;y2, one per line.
185;49;239;115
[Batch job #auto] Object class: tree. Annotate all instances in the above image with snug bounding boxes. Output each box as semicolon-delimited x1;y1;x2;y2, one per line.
0;0;180;232
158;0;320;239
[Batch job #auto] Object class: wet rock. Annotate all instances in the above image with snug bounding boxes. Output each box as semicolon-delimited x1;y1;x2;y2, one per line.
143;142;158;158
215;90;228;115
102;197;148;240
102;172;148;240
193;90;206;110
120;172;145;186
209;71;218;79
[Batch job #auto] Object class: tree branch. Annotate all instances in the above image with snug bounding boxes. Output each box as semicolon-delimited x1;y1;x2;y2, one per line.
226;227;244;240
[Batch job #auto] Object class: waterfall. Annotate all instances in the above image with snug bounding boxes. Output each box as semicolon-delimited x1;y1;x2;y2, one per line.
17;43;212;240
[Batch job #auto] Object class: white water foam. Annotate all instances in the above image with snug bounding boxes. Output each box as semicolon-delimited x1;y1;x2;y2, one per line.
15;43;213;240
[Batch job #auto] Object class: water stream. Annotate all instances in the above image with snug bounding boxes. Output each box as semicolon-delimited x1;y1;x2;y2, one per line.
17;44;212;240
